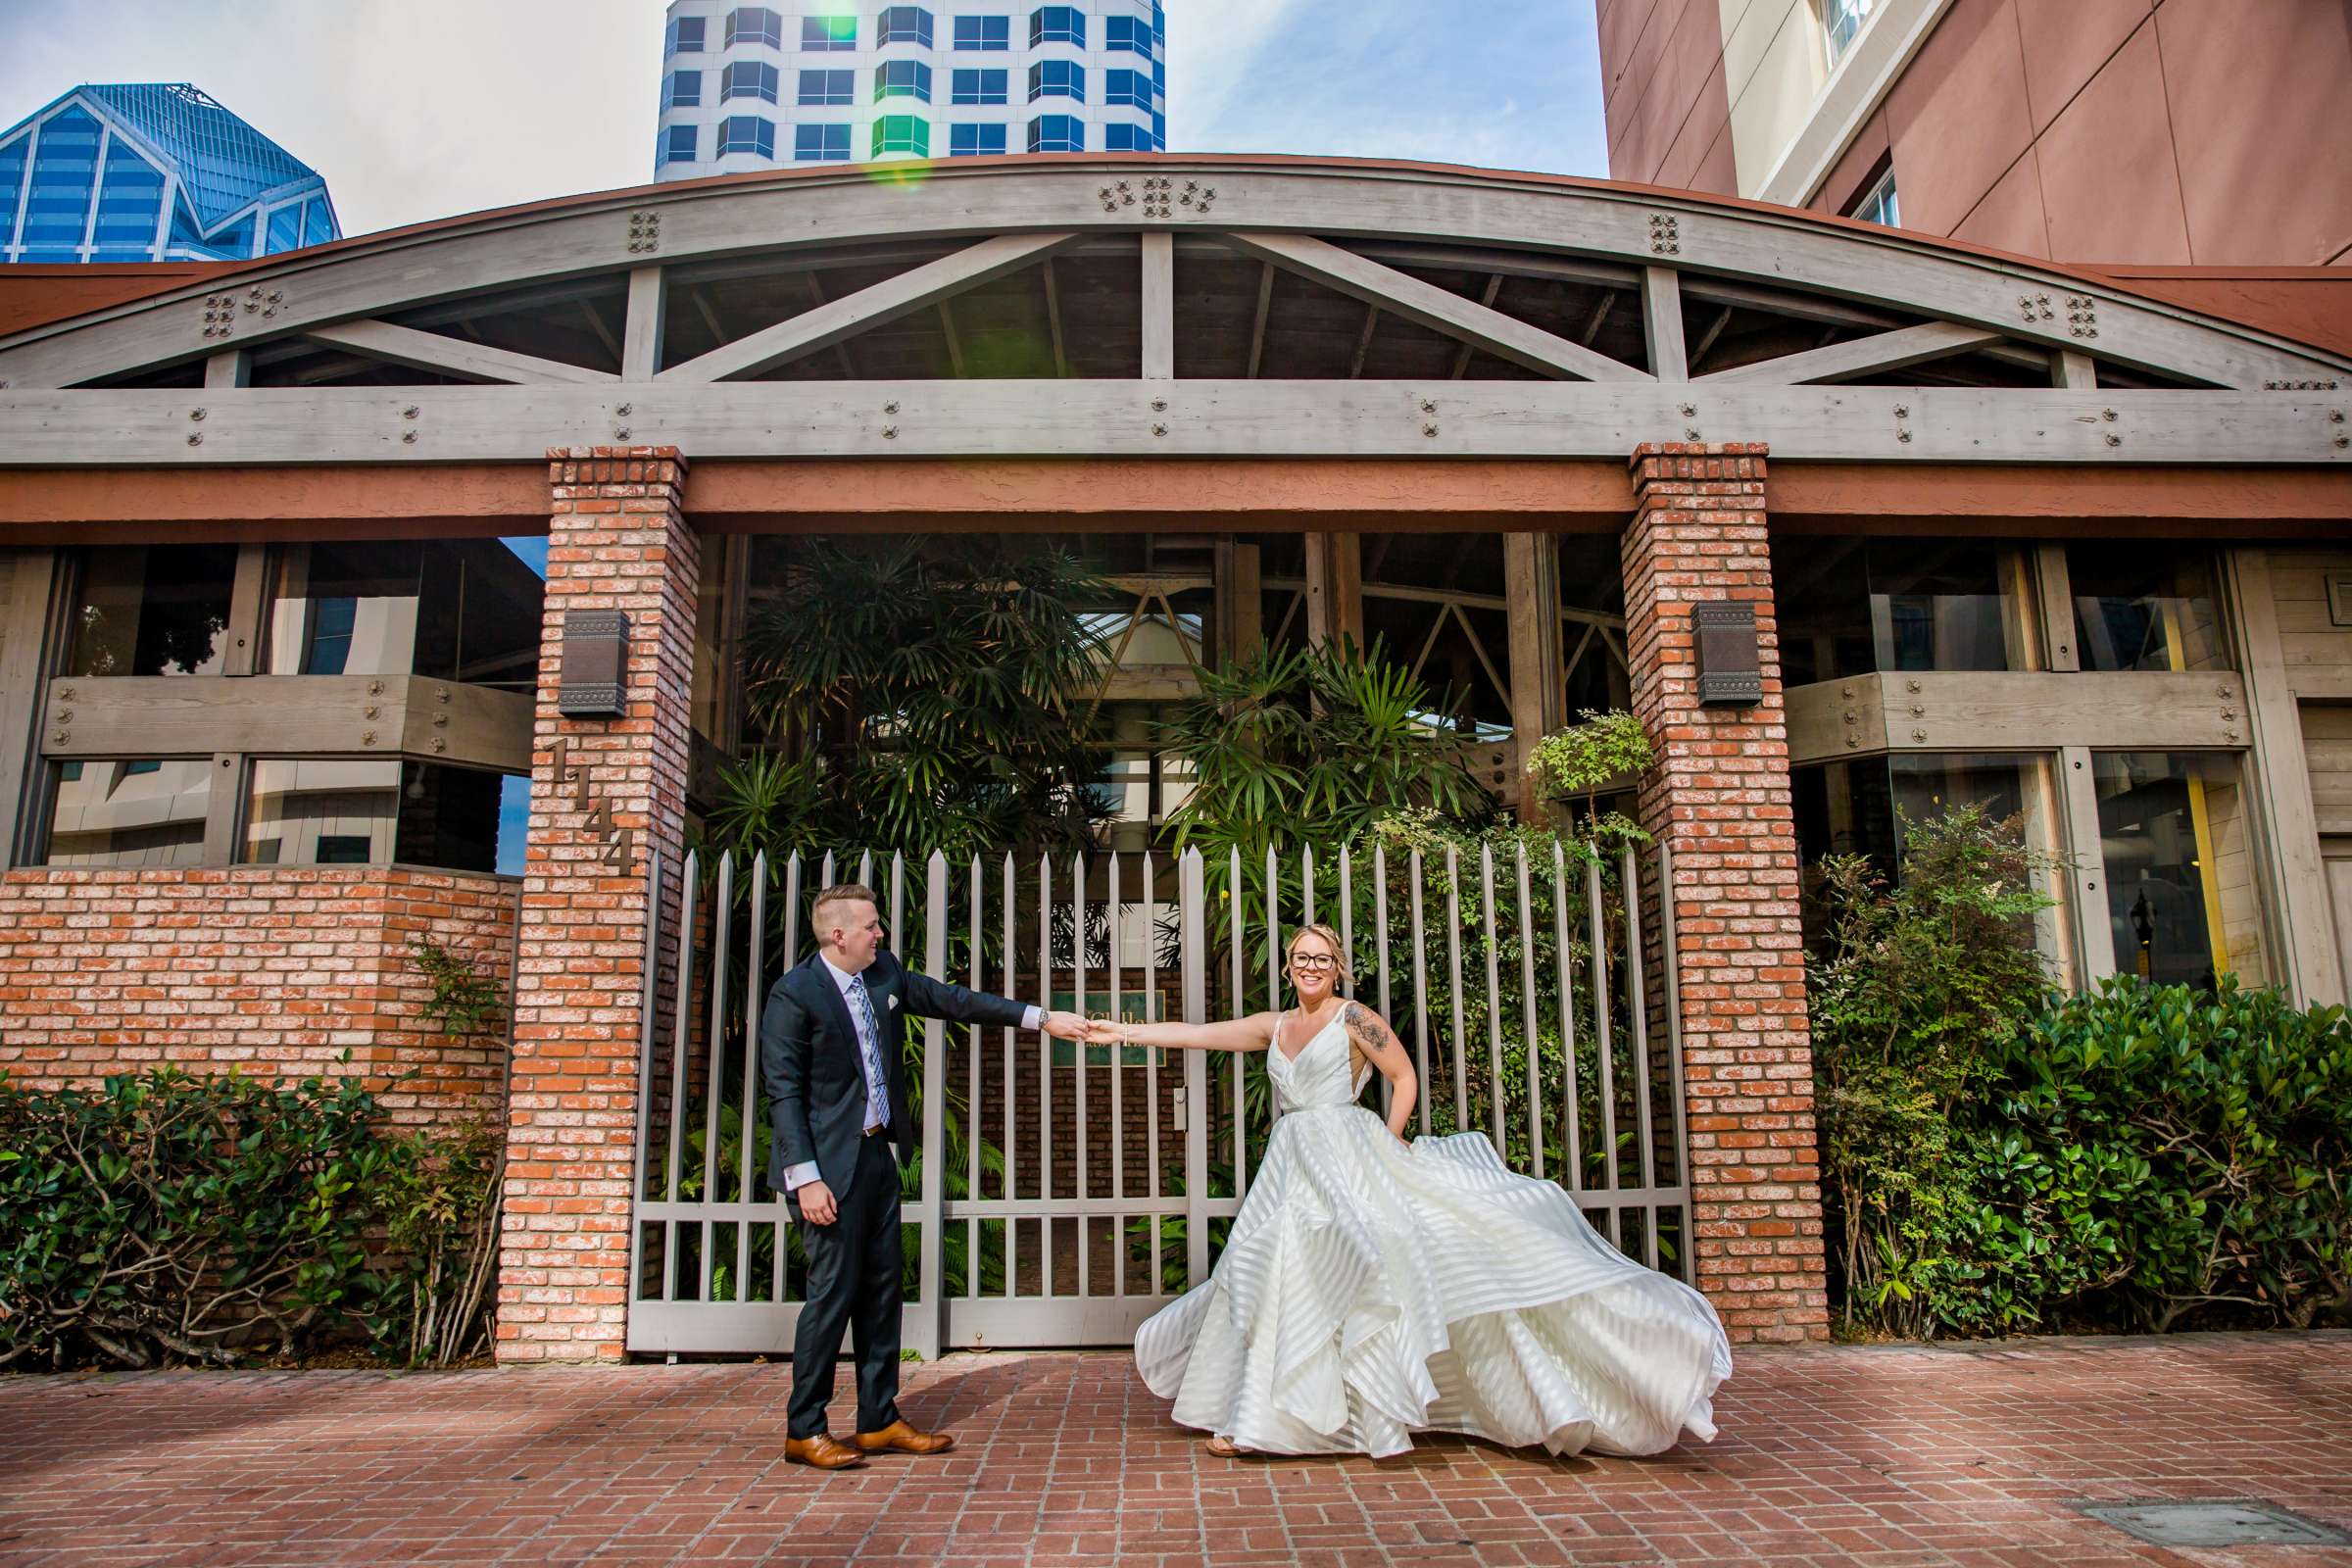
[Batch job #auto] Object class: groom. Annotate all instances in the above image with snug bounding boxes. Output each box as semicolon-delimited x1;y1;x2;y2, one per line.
762;882;1085;1470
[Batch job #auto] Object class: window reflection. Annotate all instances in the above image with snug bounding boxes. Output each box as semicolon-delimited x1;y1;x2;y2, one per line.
68;544;239;677
1779;538;2035;684
241;759;526;875
263;539;543;689
2069;543;2230;673
2093;752;2266;989
41;758;210;866
1794;751;2073;985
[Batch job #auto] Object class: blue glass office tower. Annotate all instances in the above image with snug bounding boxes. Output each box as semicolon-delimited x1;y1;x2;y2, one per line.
656;2;1166;181
0;83;340;264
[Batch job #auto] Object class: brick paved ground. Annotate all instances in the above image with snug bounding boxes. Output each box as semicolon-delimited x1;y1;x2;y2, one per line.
2;1333;2347;1567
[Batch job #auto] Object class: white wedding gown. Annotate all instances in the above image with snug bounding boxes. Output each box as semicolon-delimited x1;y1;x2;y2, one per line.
1134;1009;1733;1458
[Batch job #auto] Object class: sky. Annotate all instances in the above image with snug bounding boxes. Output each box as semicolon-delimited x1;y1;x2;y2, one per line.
0;0;1608;238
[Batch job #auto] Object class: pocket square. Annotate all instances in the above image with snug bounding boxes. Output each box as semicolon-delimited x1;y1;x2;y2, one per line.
886;995;899;1009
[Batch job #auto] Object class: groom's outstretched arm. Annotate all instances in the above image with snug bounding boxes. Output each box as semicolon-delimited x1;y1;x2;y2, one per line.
899;969;1085;1038
760;980;820;1177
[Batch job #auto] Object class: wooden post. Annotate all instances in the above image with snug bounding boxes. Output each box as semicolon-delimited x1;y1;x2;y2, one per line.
1212;538;1261;667
1302;533;1361;648
0;549;60;868
1504;532;1565;817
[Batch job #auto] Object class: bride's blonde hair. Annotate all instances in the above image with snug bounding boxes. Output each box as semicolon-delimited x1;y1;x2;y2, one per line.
1284;923;1353;989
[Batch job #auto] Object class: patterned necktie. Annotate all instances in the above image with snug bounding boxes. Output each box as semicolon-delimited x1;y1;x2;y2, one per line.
847;972;890;1132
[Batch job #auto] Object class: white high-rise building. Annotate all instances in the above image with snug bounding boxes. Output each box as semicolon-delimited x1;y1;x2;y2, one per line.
655;2;1165;179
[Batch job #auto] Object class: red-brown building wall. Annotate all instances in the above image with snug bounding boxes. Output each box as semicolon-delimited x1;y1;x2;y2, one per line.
0;865;518;1131
1602;0;2352;267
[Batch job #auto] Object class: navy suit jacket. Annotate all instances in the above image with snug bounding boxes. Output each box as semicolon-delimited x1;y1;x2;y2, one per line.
760;950;1026;1211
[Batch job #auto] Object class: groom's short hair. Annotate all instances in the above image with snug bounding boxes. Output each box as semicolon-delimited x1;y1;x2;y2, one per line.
810;883;881;932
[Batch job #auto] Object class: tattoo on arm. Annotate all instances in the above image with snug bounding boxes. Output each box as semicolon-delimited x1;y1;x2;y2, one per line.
1340;1002;1394;1055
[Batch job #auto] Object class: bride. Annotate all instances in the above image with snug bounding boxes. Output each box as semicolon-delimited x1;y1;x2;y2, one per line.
1087;922;1732;1460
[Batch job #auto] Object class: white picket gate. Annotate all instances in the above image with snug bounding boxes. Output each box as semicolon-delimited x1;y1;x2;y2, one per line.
625;841;1691;1356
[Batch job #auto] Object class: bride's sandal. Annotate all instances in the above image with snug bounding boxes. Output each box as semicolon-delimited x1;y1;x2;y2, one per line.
1204;1435;1252;1457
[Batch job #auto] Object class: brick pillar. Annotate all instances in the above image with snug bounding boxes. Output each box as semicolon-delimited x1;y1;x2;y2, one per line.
1619;443;1827;1345
497;447;699;1363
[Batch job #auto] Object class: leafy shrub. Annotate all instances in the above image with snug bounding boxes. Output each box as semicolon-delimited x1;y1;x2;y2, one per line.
0;1067;501;1370
1977;977;2351;1334
1811;807;2352;1338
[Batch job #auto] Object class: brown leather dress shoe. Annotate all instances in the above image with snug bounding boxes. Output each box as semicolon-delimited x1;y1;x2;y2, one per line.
853;1419;956;1455
784;1434;867;1470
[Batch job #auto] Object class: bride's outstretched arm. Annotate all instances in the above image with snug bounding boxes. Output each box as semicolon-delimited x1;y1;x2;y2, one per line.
1341;1002;1417;1141
1086;1012;1277;1053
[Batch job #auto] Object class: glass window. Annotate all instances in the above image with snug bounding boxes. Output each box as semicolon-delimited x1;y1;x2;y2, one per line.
1028;59;1084;102
1029;5;1084;46
1103;68;1152;109
662;69;702;109
954;14;1009;49
92;139;164;253
795;122;852;162
1026;114;1083;153
717;115;777;158
2069;543;2230;673
1849;166;1898;227
1794;751;2074;983
875;60;933;103
800;68;854;105
22;106;100;250
40;759;210;867
872;114;930;157
262;539;544;689
949;122;1007;156
801;13;856;48
1776;538;2036;685
728;6;784;47
2093;752;2268;989
660;123;699;165
241;759;525;876
665;15;707;54
722;60;780;103
68;544;239;677
265;204;301;254
878;5;935;46
1103;122;1156;151
951;68;1007;104
1105;15;1154;54
1823;0;1875;63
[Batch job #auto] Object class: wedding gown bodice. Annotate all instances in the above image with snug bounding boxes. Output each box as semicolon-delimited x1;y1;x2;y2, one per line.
1264;1008;1366;1111
1132;1002;1734;1460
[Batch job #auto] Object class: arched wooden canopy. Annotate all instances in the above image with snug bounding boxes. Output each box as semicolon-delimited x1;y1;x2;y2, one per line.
0;154;2346;468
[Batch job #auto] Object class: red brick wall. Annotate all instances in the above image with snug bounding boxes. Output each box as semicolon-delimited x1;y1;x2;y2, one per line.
1619;442;1829;1345
499;448;699;1364
0;865;517;1130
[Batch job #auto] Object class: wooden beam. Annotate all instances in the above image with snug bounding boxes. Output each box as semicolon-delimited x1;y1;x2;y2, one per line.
1698;320;2006;384
0;550;60;867
622;266;665;380
41;674;533;774
2033;543;2079;670
4;384;2349;468
1141;231;1174;379
1041;257;1069;378
937;301;964;377
1783;669;2247;761
2060;743;2120;982
204;350;250;388
221;543;270;676
2053;349;2098;388
660;231;1077;383
306;318;620;384
1348;303;1380;378
1220;232;1650;383
1449;275;1503;378
1245;262;1274;379
1641;266;1686;382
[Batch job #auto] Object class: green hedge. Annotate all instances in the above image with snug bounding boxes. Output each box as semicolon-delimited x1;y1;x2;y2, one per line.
0;1067;499;1370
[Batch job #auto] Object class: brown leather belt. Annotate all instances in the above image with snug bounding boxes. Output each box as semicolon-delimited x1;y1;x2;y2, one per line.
863;1123;888;1138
